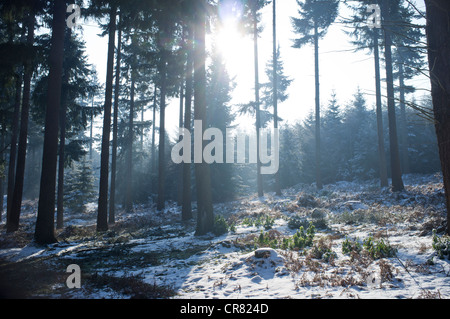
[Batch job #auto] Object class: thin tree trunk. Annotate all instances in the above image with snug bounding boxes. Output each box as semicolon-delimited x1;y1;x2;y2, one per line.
109;21;122;225
157;53;167;211
97;5;117;232
56;29;71;229
382;0;404;192
424;0;450;235
182;27;194;221
273;0;281;196
398;64;410;174
0;115;5;222
6;10;25;224
151;87;157;176
314;22;322;190
177;77;184;206
8;5;35;233
373;29;389;188
6;73;22;223
252;2;263;198
194;0;214;236
34;0;66;244
125;69;135;212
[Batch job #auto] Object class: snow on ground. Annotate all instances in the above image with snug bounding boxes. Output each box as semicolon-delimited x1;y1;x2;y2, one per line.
0;173;449;299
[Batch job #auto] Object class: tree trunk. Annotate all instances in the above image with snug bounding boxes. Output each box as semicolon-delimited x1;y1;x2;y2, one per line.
151;87;157;176
6;73;22;223
109;21;122;225
56;29;71;229
182;27;194;221
252;2;263;198
273;0;281;196
194;0;214;236
398;64;410;174
8;5;35;233
157;52;167;212
125;68;135;212
97;5;117;232
424;0;450;235
314;22;322;190
34;0;66;244
382;0;404;192
0;116;5;222
373;29;389;188
177;77;184;206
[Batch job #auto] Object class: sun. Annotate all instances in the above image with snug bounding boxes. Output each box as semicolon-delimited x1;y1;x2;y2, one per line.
214;18;253;78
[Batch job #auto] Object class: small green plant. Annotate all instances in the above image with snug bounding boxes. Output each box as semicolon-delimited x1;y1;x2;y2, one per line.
282;222;316;251
213;215;234;236
432;230;450;260
257;231;279;249
242;215;275;230
342;236;396;260
342;237;362;255
310;237;336;263
362;236;397;260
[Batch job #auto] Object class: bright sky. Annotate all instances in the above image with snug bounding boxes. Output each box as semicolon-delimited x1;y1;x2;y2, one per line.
79;0;429;141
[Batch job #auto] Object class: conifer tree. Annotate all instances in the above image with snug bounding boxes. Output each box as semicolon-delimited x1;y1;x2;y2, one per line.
291;0;339;190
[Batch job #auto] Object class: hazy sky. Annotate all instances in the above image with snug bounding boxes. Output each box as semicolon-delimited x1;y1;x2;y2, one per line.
80;0;429;140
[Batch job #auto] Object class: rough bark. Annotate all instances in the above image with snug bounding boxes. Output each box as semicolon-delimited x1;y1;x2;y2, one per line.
8;5;36;233
252;2;263;198
97;5;117;232
373;29;389;188
34;0;66;244
314;23;322;190
182;27;194;221
109;22;122;225
382;0;404;192
194;0;214;236
424;0;450;235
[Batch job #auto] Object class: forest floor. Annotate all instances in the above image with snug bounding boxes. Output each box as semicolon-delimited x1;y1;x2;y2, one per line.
0;173;449;299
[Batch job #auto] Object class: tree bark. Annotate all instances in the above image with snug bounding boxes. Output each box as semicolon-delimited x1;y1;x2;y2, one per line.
56;29;71;229
273;0;281;196
151;87;157;176
8;4;35;233
156;53;167;211
373;29;389;188
97;5;117;232
252;1;263;198
182;26;194;221
398;64;410;174
6;73;22;223
109;21;122;225
314;22;322;190
34;0;67;244
125;67;135;212
424;0;450;235
382;0;404;192
194;0;214;236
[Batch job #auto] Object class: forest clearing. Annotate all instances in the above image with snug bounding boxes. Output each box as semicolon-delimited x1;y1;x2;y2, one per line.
1;173;448;299
1;0;450;304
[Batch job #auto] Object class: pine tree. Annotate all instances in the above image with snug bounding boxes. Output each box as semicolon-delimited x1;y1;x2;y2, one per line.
424;0;450;235
207;44;236;203
34;0;67;244
194;0;214;236
381;0;404;192
96;2;117;232
65;158;97;214
291;0;340;190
